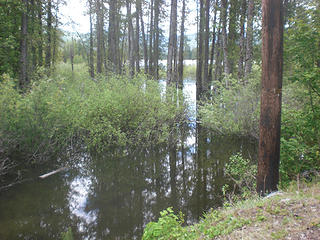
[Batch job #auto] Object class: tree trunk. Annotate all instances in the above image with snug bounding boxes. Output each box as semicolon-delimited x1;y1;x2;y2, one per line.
257;0;284;195
221;0;230;75
148;0;154;75
96;0;103;74
135;0;140;73
108;0;120;73
167;0;178;86
126;0;135;76
238;0;246;80
196;0;205;101
245;0;254;77
45;0;52;69
52;6;58;68
89;0;94;78
153;0;160;80
139;0;148;74
178;0;186;89
203;0;210;96
19;0;28;90
37;0;43;67
208;0;218;85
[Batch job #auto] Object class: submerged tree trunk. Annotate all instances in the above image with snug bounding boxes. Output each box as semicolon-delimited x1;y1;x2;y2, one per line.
257;0;284;195
20;0;28;90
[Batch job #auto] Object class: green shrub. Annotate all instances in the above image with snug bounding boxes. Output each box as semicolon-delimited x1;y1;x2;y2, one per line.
0;63;188;163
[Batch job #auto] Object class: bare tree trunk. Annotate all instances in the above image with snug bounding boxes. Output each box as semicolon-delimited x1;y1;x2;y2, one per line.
108;0;120;73
20;0;28;90
245;0;254;77
139;0;148;74
178;0;186;89
196;0;204;101
126;0;135;76
208;0;218;84
148;0;154;75
238;0;246;80
89;0;94;78
167;0;178;86
203;0;210;96
135;0;140;73
153;0;160;80
221;0;230;75
45;0;52;69
37;0;43;67
96;0;103;74
257;0;284;195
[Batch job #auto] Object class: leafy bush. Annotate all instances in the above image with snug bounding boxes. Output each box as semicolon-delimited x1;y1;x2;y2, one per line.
199;65;261;139
223;152;257;202
0;63;188;164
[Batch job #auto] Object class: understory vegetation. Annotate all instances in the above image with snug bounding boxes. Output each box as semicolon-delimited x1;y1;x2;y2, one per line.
142;180;320;240
0;63;187;169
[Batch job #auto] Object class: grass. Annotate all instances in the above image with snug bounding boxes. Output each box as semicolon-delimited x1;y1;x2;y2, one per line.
142;180;320;239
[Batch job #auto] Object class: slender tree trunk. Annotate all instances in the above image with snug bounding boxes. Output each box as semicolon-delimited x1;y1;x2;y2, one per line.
148;0;154;75
221;0;230;75
214;21;222;83
20;0;28;90
238;0;246;80
45;0;52;69
37;0;43;67
208;0;218;84
126;0;135;76
153;0;160;80
203;0;210;96
135;0;140;73
96;0;103;74
31;0;37;72
52;7;58;68
227;0;238;74
139;1;148;74
257;0;284;195
108;0;119;73
245;0;254;77
89;0;94;78
167;0;178;86
178;0;186;89
196;0;205;101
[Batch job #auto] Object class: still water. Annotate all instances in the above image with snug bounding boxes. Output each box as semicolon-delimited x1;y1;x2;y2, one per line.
0;79;257;239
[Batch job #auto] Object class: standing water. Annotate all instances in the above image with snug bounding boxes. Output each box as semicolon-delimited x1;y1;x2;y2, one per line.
0;79;257;239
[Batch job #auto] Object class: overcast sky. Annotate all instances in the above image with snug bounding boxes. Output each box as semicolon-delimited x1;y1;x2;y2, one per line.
60;0;197;36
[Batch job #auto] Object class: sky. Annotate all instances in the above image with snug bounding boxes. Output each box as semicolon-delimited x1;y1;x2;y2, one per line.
60;0;198;36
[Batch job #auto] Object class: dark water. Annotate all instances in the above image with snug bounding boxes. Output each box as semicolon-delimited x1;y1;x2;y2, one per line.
0;80;257;240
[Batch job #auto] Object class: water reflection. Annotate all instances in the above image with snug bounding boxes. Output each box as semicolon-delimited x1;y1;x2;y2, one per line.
0;79;257;239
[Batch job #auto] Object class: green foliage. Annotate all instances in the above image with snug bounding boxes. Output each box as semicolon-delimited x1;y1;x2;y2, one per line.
142;208;189;240
224;152;257;202
0;63;188;163
61;227;73;240
199;65;261;139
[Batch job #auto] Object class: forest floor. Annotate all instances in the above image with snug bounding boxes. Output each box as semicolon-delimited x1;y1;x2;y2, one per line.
199;181;320;240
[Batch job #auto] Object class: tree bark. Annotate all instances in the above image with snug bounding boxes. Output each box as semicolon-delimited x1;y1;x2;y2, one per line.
148;0;154;75
208;0;218;85
108;0;120;73
153;0;160;80
135;0;140;73
96;0;103;74
257;0;284;195
203;0;210;96
196;0;205;101
37;0;43;67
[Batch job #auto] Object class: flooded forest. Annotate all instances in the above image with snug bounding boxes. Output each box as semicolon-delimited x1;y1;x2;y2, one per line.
0;0;319;239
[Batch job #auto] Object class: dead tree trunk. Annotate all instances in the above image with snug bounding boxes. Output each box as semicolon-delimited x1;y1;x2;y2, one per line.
257;0;284;195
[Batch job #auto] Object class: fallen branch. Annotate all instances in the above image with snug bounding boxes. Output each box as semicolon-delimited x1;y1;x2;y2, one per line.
39;167;68;179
